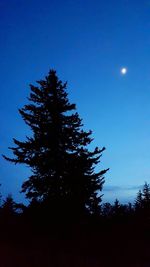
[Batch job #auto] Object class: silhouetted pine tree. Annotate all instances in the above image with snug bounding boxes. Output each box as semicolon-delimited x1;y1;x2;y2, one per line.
2;194;16;216
3;70;108;217
142;182;150;200
142;182;150;211
113;199;120;213
112;199;126;217
135;190;143;211
102;202;112;218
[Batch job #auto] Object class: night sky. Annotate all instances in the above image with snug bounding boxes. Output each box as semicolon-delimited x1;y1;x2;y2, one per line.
1;0;150;203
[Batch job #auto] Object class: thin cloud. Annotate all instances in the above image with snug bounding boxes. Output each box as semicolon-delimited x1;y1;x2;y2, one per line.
103;185;143;192
103;186;122;192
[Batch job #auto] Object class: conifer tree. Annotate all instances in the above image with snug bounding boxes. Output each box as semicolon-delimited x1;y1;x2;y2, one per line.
135;183;150;213
2;194;16;216
113;199;120;215
112;199;127;217
102;202;112;218
3;70;108;216
135;190;143;210
142;182;150;202
142;182;150;210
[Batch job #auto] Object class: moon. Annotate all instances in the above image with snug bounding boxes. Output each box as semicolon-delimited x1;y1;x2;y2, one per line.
121;67;127;75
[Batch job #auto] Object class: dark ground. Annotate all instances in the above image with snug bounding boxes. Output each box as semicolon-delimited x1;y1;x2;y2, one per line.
0;215;150;267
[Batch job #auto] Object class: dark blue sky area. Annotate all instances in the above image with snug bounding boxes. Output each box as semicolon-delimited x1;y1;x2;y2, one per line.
1;0;150;203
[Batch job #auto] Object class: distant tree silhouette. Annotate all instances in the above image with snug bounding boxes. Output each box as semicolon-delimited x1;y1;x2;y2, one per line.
113;199;120;213
134;182;150;218
142;182;150;208
2;194;16;216
102;202;112;218
112;199;128;218
101;200;133;219
3;70;108;218
135;189;143;211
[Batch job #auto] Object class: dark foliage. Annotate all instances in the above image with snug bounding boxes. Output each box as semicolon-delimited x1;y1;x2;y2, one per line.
3;70;108;218
2;194;16;215
2;69;150;266
135;189;143;210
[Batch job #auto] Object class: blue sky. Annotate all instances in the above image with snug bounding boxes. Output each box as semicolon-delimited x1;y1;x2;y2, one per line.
1;0;150;203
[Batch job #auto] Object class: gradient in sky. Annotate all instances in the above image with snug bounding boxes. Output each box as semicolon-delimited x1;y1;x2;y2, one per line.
1;0;150;203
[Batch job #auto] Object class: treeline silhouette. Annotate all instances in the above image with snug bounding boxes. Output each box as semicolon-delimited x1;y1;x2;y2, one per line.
0;183;149;267
1;70;150;266
0;182;149;220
